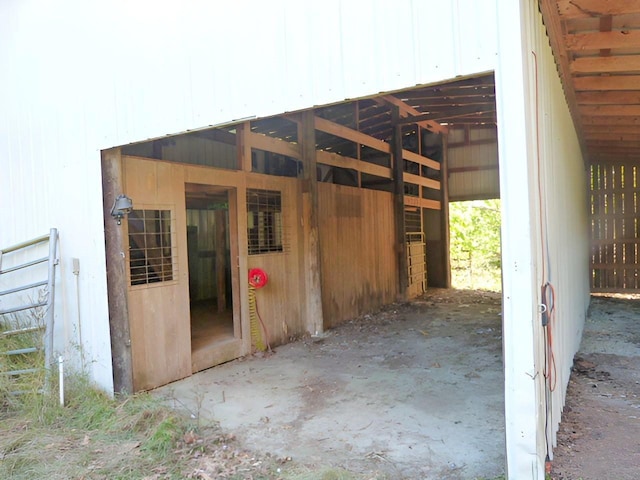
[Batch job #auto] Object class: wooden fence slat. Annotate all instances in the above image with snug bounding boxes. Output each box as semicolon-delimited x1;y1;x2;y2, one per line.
590;161;640;292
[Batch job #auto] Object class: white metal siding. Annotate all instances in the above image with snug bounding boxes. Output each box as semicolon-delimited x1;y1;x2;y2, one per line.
0;0;498;392
448;143;500;200
496;1;589;478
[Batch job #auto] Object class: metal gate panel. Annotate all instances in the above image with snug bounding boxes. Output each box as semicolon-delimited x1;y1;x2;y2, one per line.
405;207;427;297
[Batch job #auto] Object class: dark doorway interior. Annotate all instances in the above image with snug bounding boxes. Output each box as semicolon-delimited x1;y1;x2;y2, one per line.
186;189;234;370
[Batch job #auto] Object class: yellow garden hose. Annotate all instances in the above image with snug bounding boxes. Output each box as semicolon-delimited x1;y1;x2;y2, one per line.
248;284;271;352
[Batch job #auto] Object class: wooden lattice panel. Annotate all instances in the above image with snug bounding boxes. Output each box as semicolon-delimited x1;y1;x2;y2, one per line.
591;162;640;292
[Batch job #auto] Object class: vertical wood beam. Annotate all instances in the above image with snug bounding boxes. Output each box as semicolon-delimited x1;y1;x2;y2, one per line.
440;135;452;288
101;148;133;394
392;106;409;300
228;189;243;339
215;209;227;313
236;122;251;171
299;110;325;335
236;182;252;354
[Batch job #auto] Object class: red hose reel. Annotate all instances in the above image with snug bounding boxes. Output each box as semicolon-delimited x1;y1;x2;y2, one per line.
248;268;268;288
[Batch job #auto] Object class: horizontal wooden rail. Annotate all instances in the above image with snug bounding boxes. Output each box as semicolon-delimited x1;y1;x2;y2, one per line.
403;172;440;190
402;149;440;170
246;131;301;159
314;116;391;154
404;195;441;210
317;150;391;179
449;164;498;174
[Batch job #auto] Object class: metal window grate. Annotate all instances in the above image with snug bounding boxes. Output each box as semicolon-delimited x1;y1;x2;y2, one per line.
247;189;283;255
128;210;174;285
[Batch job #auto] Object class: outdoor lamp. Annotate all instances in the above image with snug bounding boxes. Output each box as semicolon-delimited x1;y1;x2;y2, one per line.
111;194;133;225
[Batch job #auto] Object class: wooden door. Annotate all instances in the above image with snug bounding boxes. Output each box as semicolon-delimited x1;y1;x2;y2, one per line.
124;159;192;391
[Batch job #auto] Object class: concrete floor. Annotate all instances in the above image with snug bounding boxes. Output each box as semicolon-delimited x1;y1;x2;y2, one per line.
155;289;505;479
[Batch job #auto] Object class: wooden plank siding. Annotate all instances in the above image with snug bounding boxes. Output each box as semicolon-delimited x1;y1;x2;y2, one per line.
590;161;640;291
318;183;397;327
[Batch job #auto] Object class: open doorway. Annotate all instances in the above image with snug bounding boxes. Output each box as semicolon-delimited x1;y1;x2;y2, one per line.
185;184;242;373
449;199;502;291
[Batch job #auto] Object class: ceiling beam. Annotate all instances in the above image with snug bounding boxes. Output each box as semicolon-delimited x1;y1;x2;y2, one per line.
576;91;640;104
574;76;640;91
380;95;448;134
580;105;640;116
539;0;588;162
571;55;640;74
587;142;640;149
565;30;640;51
581;115;640;126
583;125;640;134
395;104;496;125
557;0;640;19
584;132;640;142
398;88;495;101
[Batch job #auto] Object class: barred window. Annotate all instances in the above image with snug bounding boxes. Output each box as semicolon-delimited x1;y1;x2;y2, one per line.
247;189;283;255
128;210;174;285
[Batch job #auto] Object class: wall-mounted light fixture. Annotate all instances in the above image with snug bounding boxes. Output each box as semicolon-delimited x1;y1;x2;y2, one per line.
110;194;133;225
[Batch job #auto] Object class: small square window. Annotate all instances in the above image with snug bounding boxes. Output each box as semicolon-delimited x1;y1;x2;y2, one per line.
247;189;283;255
128;209;174;285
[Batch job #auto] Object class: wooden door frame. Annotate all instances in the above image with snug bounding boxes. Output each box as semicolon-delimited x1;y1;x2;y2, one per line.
102;147;134;394
185;183;247;372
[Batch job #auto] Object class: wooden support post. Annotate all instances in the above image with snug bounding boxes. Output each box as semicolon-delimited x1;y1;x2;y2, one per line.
101;148;134;394
236;122;251;172
392;106;409;301
440;135;452;288
299;110;324;335
215;209;227;313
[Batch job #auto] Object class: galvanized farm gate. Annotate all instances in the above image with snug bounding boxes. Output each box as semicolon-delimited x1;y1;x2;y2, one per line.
0;229;58;392
405;207;427;297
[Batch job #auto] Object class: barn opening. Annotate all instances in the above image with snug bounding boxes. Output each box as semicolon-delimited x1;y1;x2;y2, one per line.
102;71;504;476
450;199;502;291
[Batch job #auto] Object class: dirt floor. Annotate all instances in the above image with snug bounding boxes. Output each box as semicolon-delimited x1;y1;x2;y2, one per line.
551;294;640;480
156;289;505;480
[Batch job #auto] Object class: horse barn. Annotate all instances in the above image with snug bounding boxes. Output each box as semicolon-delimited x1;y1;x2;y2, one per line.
2;0;640;478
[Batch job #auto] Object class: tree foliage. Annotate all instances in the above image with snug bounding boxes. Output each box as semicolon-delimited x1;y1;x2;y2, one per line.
449;199;502;291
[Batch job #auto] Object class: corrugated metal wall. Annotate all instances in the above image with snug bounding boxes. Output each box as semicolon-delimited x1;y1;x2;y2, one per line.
448;127;500;201
448;147;500;201
496;1;590;478
0;0;498;392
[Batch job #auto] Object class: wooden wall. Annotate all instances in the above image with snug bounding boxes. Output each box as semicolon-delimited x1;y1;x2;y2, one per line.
123;156;306;388
245;176;304;346
590;161;640;292
318;183;397;327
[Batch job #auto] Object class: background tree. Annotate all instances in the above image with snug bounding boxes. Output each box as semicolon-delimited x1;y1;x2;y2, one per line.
449;199;501;291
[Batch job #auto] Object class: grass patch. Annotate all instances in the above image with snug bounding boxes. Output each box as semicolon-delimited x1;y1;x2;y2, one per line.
0;313;46;407
0;375;200;479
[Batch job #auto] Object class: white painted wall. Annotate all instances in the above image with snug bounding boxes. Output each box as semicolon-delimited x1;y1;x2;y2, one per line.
496;0;589;478
0;0;498;392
